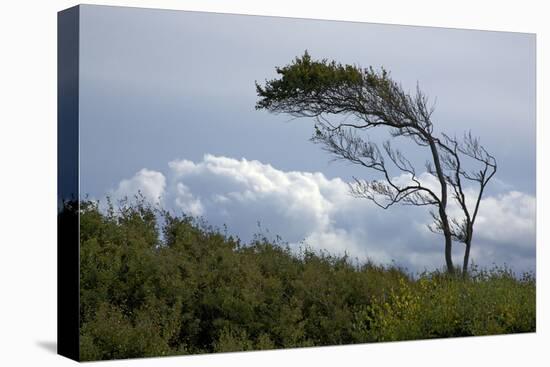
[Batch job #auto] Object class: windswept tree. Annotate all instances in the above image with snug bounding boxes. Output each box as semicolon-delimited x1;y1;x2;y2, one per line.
255;51;496;274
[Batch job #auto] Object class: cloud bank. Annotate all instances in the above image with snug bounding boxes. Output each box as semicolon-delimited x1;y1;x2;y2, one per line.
108;154;535;273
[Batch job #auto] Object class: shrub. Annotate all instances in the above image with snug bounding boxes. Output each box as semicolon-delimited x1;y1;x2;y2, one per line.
71;199;535;360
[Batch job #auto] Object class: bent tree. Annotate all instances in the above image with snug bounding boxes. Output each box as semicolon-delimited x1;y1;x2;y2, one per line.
255;52;496;275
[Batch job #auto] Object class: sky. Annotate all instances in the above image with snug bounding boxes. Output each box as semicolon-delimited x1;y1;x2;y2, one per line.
78;5;536;273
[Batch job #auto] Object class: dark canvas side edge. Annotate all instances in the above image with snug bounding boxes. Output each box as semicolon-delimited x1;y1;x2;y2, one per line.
57;5;80;362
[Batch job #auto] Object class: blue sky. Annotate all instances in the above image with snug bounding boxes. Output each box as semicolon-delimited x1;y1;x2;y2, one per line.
78;5;536;273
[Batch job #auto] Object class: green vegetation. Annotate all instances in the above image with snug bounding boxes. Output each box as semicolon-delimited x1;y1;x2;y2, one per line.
75;199;535;361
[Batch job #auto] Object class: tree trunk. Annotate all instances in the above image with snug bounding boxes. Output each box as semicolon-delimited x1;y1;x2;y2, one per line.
444;232;454;275
462;242;471;276
462;225;474;276
428;138;454;275
439;210;454;274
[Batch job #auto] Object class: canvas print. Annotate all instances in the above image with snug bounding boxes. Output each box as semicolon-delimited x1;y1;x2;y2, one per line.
58;4;536;361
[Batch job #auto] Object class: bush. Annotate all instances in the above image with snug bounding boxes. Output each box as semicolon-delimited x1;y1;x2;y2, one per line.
72;199;535;360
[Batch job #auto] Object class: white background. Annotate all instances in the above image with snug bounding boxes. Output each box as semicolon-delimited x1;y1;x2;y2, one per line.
0;0;547;365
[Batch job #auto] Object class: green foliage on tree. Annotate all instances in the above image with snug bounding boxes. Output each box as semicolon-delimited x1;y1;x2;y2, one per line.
72;198;534;361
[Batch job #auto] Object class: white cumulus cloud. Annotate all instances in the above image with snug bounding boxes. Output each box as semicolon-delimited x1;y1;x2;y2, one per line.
110;154;536;273
110;168;166;205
